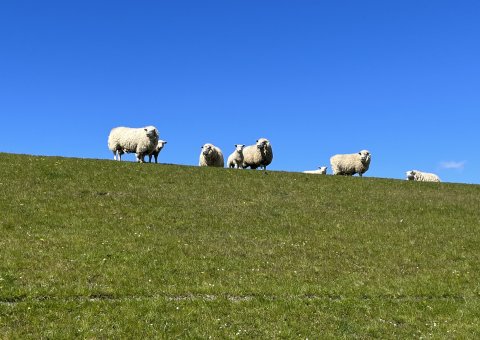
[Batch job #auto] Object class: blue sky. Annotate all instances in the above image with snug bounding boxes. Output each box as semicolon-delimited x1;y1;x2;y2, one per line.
1;1;479;184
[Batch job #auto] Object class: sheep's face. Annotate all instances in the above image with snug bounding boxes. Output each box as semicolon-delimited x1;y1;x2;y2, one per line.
235;144;245;152
144;126;158;139
358;150;371;163
256;138;269;150
157;140;167;151
202;144;214;156
319;166;327;172
406;170;416;180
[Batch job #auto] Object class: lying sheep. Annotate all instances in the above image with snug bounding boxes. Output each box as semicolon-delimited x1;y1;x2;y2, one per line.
406;170;441;182
148;140;167;163
108;126;159;163
242;138;273;170
330;150;371;177
227;144;245;169
199;143;224;167
303;166;327;175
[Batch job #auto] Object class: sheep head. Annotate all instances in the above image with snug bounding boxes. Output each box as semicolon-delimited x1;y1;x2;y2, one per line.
256;138;270;150
202;143;215;157
358;150;371;164
235;144;245;153
156;140;167;151
406;170;416;180
144;126;158;139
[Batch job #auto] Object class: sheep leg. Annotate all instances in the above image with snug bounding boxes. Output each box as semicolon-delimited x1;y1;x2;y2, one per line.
114;150;123;161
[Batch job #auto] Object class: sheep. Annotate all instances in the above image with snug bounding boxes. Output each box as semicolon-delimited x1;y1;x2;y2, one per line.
330;150;371;177
148;140;167;163
227;144;245;169
406;170;441;182
242;138;273;170
199;143;224;167
108;126;159;163
303;166;327;175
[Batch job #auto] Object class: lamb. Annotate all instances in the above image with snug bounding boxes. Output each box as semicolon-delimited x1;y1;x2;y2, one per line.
199;143;224;167
148;140;167;163
242;138;273;170
406;170;441;182
108;126;159;163
330;150;371;177
227;144;245;169
303;166;327;175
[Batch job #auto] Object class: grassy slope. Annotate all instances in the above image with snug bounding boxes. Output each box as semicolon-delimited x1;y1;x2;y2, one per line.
0;152;479;338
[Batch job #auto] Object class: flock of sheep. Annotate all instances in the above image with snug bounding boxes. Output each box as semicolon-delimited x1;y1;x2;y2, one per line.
107;125;441;182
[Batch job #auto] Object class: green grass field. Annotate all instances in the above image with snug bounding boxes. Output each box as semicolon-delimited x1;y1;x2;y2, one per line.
1;152;479;338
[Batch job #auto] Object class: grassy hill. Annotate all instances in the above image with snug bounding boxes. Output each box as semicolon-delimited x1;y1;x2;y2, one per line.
1;152;479;338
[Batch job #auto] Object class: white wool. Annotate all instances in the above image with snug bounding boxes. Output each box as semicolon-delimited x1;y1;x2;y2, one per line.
227;144;245;169
406;170;441;182
303;166;327;175
199;143;224;167
330;150;371;177
242;138;273;170
108;126;159;163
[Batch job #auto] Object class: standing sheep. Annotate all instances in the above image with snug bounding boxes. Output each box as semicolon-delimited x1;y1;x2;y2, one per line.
330;150;371;177
406;170;441;182
242;138;273;170
148;140;167;163
199;143;224;167
227;144;245;169
303;166;327;175
108;126;159;163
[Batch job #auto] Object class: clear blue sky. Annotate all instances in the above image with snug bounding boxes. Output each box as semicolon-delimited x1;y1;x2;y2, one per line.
1;1;479;184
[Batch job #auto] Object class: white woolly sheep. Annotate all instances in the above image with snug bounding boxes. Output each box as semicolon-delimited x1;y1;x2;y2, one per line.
406;170;441;182
199;143;224;167
227;144;245;169
303;166;327;175
330;150;371;177
108;126;159;163
148;140;167;163
242;138;273;170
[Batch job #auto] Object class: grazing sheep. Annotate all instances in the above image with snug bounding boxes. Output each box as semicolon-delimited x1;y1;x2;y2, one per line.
330;150;371;177
199;143;224;167
242;138;273;170
227;144;245;169
108;126;159;163
406;170;441;182
303;166;327;175
148;140;167;163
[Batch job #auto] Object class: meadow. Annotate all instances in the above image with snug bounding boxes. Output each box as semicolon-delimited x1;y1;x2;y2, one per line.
1;152;479;338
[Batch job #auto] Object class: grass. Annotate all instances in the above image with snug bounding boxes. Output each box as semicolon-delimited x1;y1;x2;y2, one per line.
1;152;480;338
